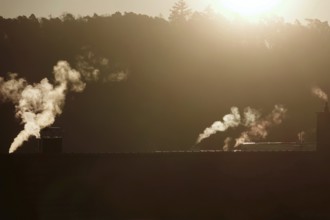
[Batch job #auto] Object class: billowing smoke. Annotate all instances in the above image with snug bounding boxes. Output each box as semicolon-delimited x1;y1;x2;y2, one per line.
0;61;85;153
196;105;287;150
76;51;103;81
234;105;287;147
242;107;261;127
0;73;27;102
312;86;328;101
1;52;130;154
196;107;241;144
105;71;129;82
76;49;128;82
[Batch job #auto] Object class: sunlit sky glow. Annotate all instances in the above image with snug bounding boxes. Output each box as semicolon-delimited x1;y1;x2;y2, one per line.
219;0;282;21
0;0;330;22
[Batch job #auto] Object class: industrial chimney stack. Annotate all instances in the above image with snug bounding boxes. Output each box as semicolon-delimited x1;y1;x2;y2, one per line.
316;102;330;152
39;127;63;153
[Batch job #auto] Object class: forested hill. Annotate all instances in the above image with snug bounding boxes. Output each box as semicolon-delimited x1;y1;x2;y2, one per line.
1;8;330;153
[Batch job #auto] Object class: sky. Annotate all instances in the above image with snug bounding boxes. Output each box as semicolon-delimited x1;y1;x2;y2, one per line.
1;0;330;22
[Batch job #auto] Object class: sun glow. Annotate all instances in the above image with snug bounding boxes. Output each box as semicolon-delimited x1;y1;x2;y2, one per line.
219;0;282;20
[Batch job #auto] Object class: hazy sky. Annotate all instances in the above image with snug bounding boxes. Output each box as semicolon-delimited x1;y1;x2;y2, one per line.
1;0;330;22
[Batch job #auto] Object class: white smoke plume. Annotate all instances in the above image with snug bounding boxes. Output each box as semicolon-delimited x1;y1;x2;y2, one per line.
196;105;287;149
234;105;287;147
242;106;261;127
76;49;128;82
105;71;129;82
76;51;102;81
312;86;328;101
0;61;85;153
0;73;27;102
196;107;241;144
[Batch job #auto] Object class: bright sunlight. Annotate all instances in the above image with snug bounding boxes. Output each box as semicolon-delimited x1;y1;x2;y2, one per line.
220;0;282;20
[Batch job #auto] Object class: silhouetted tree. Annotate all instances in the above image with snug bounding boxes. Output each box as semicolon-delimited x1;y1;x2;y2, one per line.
169;0;191;23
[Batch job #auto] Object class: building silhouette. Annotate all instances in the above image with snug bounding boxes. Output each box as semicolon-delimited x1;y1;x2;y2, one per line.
317;102;330;153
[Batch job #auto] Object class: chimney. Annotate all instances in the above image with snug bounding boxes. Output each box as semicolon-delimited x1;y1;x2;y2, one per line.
316;102;330;152
324;102;329;112
39;127;63;153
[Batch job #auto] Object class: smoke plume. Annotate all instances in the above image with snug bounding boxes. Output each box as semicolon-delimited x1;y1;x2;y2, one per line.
234;105;287;147
1;54;128;153
0;73;27;102
196;105;287;149
312;86;328;101
196;107;241;144
105;71;129;82
76;50;128;82
76;51;102;81
0;61;85;153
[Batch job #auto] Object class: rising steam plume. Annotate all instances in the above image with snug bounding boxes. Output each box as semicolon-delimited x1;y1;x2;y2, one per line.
312;86;328;101
0;61;86;153
76;49;128;83
196;105;287;149
234;105;287;147
0;55;129;154
196;107;241;144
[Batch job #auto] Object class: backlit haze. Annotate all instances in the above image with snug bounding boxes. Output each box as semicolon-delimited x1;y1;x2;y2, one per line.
2;1;330;219
1;0;330;22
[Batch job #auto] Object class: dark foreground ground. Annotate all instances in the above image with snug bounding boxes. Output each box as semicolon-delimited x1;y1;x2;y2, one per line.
1;151;330;220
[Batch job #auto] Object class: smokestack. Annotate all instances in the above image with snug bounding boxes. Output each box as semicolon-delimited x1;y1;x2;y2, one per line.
316;102;330;153
39;127;63;153
324;102;329;112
